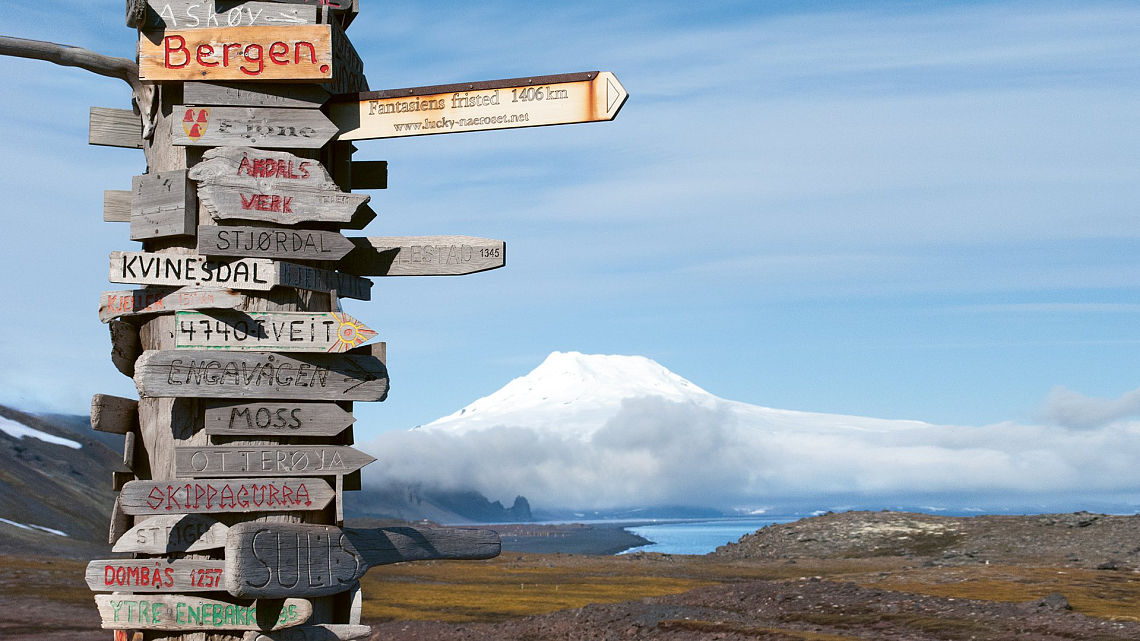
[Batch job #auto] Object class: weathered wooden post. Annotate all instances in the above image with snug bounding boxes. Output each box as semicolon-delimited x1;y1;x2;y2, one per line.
2;2;626;639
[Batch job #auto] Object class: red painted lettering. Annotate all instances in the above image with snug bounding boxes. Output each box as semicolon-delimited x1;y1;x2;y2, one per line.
196;44;218;67
269;42;289;65
164;35;189;69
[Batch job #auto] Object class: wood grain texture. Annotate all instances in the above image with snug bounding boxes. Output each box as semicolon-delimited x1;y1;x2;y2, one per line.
119;477;335;515
111;320;142;377
225;522;501;598
189;147;368;225
186;82;330;108
124;430;138;469
95;594;311;631
109;494;132;545
86;558;226;593
90;107;143;149
138;26;333;83
109;251;276;291
198;225;355;261
340;236;505;276
130;169;197;240
348;161;385;190
174;444;375;477
104;189;132;222
171;105;337;149
112;514;230;554
242;624;371;641
100;287;246;323
141;0;318;30
174;311;375;352
204;401;354;437
134;350;389;401
92;394;139;435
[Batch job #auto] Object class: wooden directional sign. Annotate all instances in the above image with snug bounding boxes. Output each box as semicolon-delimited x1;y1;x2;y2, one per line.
131;169;197;241
189;147;369;225
91;394;138;435
175;445;375;478
109;252;372;300
119;478;335;515
205;401;354;437
185;82;330;109
134;350;389;401
113;515;230;554
172;106;337;149
95;594;311;631
225;522;501;598
140;1;318;31
175;311;376;352
138;26;334;83
100;287;246;323
87;558;225;593
340;236;506;277
331;71;628;141
199;225;355;261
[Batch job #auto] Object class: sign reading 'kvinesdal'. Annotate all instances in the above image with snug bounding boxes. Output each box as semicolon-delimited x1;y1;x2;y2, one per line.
189;147;369;224
174;445;375;478
138;25;333;82
175;311;376;352
225;522;501;598
134;350;389;401
331;71;628;141
119;478;335;515
95;594;311;631
109;252;372;300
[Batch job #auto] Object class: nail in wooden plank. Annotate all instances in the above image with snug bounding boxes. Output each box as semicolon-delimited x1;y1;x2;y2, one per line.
225;522;500;598
104;190;131;222
91;394;138;435
89;107;142;149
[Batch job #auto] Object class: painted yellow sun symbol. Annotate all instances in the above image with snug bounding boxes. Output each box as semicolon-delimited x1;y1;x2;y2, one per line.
328;312;377;353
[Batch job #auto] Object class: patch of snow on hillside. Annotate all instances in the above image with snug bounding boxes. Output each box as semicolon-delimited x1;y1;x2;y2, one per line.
0;517;68;537
0;416;82;449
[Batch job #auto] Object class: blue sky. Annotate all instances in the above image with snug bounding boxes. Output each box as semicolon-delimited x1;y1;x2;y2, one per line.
1;0;1138;440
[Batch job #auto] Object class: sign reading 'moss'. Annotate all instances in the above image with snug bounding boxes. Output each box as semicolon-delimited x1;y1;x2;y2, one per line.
139;26;333;82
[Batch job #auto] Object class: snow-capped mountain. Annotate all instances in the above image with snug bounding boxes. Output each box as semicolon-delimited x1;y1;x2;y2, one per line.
420;351;929;439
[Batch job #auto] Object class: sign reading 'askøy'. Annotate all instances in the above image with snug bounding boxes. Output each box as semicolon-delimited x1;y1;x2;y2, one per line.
138;25;333;82
331;71;627;141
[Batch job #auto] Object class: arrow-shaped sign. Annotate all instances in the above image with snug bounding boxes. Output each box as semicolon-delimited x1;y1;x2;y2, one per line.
331;71;627;141
112;514;229;554
86;558;225;593
172;106;338;149
204;401;355;437
199;225;356;261
225;522;500;598
95;594;311;632
175;311;376;353
174;445;376;478
339;235;505;276
118;478;336;515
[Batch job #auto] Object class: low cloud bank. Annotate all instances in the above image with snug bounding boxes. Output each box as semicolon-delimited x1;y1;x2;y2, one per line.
1040;385;1140;430
362;397;1140;512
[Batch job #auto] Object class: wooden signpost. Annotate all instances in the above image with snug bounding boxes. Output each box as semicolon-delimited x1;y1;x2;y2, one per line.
172;106;338;149
134;350;390;400
331;71;628;141
113;514;230;554
199;225;356;261
100;286;246;323
175;445;375;477
175;311;376;352
138;25;334;82
189;147;369;224
140;1;319;31
119;478;336;515
95;594;311;631
205;401;355;437
86;558;226;593
109;252;372;300
130;169;197;240
340;235;506;277
225;522;501;598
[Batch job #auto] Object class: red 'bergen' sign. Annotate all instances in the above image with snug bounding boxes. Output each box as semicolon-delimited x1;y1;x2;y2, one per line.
139;26;333;82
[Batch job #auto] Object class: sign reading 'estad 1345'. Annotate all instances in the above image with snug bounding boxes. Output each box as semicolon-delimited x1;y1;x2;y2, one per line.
138;25;333;82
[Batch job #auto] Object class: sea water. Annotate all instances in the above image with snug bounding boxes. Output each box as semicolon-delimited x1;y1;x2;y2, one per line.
619;517;800;555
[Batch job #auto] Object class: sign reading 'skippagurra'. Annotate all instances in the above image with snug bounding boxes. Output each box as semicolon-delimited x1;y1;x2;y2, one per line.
189;147;369;225
138;25;333;82
175;311;376;352
175;445;375;478
134;350;390;401
119;477;335;515
95;594;311;631
225;522;501;598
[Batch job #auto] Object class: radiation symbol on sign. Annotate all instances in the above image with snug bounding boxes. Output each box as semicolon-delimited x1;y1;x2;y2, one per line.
182;108;210;141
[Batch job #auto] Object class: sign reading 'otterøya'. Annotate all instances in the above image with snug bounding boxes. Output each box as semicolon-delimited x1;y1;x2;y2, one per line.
175;311;376;352
138;25;333;82
134;350;390;401
119;478;335;515
331;71;628;141
174;445;375;477
189;147;368;224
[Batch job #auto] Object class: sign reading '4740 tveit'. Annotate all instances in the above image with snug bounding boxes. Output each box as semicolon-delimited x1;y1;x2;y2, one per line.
174;311;376;353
